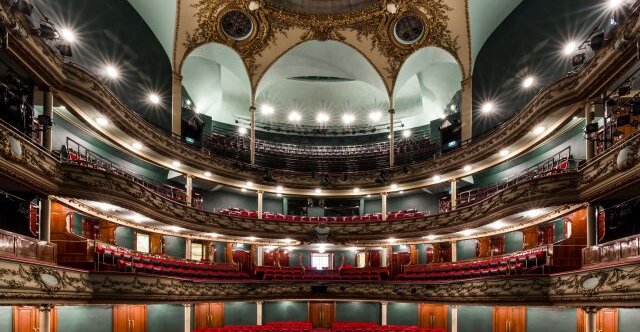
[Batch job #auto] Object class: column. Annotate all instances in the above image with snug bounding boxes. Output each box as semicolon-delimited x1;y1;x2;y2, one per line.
257;190;264;220
184;304;192;332
380;301;388;326
460;76;473;142
42;88;53;151
256;246;264;266
39;197;51;242
450;305;458;332
38;305;53;332
381;192;388;221
185;175;193;207
584;307;597;332
171;71;183;136
185;238;192;260
451;240;457;262
585;101;595;161
381;246;389;267
450;179;457;210
587;204;597;247
389;108;395;167
250;105;256;165
256;301;263;326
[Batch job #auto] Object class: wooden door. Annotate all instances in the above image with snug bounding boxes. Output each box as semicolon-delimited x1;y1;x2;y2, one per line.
493;306;525;332
309;302;335;328
194;303;224;329
490;236;505;256
233;250;252;274
13;306;38;332
597;308;618;332
113;305;147;332
418;304;448;329
392;252;411;275
541;225;555;245
210;303;224;328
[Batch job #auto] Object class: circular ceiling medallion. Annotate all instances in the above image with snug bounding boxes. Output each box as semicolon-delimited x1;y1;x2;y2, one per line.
394;15;425;45
220;11;253;41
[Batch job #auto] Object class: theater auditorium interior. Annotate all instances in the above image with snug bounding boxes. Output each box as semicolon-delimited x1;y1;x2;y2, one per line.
2;0;640;331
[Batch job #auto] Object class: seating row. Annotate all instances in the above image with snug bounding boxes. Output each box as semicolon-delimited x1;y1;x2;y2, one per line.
218;208;428;223
396;250;547;281
253;266;390;281
332;322;445;332
95;244;248;280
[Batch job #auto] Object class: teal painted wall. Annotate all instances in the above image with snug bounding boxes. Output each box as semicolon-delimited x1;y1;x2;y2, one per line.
458;306;492;332
504;231;524;254
163;236;186;258
335;302;380;324
215;242;228;263
263;302;308;323
417;244;430;264
554;219;566;243
290;250;311;267
619;308;640;332
388;303;418;326
263;196;283;214
392;245;411;253
456;240;478;261
115;226;135;250
526;307;576;332
333;251;356;267
57;306;112;332
363;197;382;215
387;191;439;215
224;302;257;326
204;189;258;212
0;306;12;331
148;304;184;332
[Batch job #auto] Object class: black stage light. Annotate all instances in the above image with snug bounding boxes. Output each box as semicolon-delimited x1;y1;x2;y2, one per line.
618;85;631;96
13;0;33;16
38;23;57;40
572;53;586;67
606;99;616;107
585;122;599;134
632;102;640;115
0;22;8;50
590;32;605;52
56;44;72;57
37;114;52;127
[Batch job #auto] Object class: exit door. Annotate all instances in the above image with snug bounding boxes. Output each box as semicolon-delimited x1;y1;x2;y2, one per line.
309;302;335;328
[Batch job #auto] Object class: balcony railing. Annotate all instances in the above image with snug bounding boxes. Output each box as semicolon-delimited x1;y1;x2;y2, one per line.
583;233;640;266
0;229;56;263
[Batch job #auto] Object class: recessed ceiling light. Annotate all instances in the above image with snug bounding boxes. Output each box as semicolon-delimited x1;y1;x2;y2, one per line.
533;126;545;135
522;76;535;88
204;171;212;177
129;213;147;223
168;225;182;232
342;113;355;125
609;0;624;9
424;234;436;240
386;238;396;244
433;175;441;182
390;183;398;190
276;185;283;192
369;111;382;122
96;117;109;126
315;188;322;194
276;193;282;197
353;187;360;193
260;104;274;115
238;127;247;135
209;232;220;238
450;104;456;111
459;229;474;236
316;112;330;123
288;111;302;122
247;236;257;241
402;129;412;138
246;181;254;187
499;149;509;157
349;246;358;252
131;141;143;150
563;41;578;55
399;190;404;194
148;93;161;104
172;160;181;167
60;28;76;43
525;209;543;218
366;194;371;198
482;103;494;113
241;188;247;192
463;165;472;172
490;221;506;229
104;65;119;79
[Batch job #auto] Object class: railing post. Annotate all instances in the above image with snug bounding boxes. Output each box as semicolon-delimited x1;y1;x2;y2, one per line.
450;179;457;210
257;190;264;220
388;108;395;167
381;192;388;221
185;174;193;207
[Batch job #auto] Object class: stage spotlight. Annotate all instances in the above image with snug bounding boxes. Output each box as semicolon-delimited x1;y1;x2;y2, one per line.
572;53;586;67
56;44;72;57
13;0;34;16
38;23;57;40
590;32;605;52
0;22;8;50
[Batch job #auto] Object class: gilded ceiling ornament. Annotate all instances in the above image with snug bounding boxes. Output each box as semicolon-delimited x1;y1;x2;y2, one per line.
184;0;458;85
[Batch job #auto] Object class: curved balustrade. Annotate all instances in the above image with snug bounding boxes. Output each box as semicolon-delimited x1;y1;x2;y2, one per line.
2;1;639;189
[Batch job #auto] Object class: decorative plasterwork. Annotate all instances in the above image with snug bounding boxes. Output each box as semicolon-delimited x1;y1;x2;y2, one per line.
3;257;640;306
182;0;460;93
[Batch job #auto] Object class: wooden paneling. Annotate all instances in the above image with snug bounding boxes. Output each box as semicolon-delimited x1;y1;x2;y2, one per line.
194;303;224;329
597;308;618;332
553;209;588;269
418;304;447;329
13;306;38;332
149;233;163;255
309;302;335;328
98;221;117;245
493;306;525;332
113;304;147;332
522;226;541;249
478;237;491;258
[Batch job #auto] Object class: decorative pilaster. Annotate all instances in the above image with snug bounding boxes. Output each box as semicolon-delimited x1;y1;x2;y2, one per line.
389;108;395;167
185;174;193;206
450;305;458;332
185;238;192;260
587;204;597;247
42;88;53;151
171;71;183;136
460;76;472;142
257;190;264;220
256;246;264;266
381;192;388;221
256;301;263;325
38;304;54;332
584;307;597;332
451;240;457;262
250;106;256;165
380;301;388;326
184;304;192;332
39;196;51;242
450;179;458;210
381;246;389;267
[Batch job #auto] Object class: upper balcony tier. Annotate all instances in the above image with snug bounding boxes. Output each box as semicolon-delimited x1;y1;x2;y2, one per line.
1;2;640;192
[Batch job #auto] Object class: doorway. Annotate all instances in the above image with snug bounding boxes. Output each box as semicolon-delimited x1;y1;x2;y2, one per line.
309;302;335;328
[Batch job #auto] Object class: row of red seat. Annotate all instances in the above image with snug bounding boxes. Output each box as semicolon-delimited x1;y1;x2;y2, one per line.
254;266;389;281
95;244;248;280
396;250;547;281
218;208;428;223
332;322;445;332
